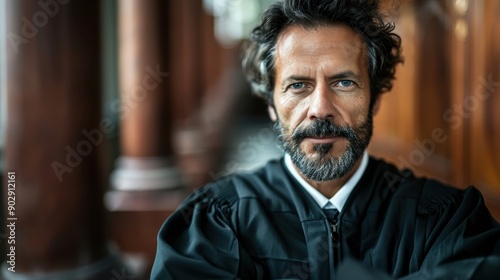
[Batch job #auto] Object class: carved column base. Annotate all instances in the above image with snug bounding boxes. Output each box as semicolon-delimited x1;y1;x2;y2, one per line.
106;156;187;211
110;156;184;191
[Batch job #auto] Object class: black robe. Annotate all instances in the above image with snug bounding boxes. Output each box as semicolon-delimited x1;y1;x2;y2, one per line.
151;156;500;279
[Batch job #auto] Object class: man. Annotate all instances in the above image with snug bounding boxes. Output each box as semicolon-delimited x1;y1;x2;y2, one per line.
151;0;500;279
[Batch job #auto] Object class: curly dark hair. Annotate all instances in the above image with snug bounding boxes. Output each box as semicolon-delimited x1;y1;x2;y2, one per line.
242;0;403;106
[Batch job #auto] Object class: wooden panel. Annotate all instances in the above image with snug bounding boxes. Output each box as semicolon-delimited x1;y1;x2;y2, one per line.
373;1;418;148
373;0;500;220
371;0;453;184
468;0;500;221
448;0;469;187
413;0;452;157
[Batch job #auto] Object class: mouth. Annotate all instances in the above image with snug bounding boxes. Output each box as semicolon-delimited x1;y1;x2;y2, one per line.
304;136;344;144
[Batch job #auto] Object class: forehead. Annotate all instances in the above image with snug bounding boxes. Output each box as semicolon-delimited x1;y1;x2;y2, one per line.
274;24;367;74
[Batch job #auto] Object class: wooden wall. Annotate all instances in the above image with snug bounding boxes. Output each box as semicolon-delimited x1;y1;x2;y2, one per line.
467;0;500;220
369;0;500;221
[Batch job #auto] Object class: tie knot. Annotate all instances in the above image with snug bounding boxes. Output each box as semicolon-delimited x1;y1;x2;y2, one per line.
323;208;339;221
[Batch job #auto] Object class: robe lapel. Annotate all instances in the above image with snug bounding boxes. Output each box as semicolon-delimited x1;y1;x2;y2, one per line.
280;159;336;279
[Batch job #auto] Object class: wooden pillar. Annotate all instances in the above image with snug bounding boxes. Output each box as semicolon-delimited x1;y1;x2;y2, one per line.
107;0;184;200
3;0;121;278
105;0;187;277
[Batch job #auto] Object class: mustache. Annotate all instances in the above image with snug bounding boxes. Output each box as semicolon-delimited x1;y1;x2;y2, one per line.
291;120;357;142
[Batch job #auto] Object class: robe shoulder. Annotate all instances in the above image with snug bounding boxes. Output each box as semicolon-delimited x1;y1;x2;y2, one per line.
151;159;290;279
366;156;485;216
180;158;296;212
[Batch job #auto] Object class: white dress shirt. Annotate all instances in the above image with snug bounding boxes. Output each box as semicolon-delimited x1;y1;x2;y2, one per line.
284;151;369;212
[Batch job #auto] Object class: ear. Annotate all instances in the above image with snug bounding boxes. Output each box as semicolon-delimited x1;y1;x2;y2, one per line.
371;96;382;116
268;105;277;122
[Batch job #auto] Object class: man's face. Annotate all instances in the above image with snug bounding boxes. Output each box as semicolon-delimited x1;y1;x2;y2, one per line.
272;25;376;182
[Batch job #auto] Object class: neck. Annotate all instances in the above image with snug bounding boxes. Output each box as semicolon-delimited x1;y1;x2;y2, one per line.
293;156;363;198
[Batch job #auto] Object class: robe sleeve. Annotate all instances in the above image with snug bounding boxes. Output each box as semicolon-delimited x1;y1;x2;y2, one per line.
337;257;500;280
150;185;254;279
338;186;500;280
407;185;500;279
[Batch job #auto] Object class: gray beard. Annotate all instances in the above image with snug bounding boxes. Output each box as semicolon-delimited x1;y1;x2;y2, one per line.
274;116;373;182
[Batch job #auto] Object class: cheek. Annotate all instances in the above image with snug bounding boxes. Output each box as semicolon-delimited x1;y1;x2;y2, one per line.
344;96;370;125
351;104;367;122
280;98;308;129
276;94;298;118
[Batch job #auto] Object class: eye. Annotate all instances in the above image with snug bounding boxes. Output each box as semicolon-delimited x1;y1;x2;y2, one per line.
338;80;354;87
290;82;305;90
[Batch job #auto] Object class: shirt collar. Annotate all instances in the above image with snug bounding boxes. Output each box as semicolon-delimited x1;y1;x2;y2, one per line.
284;151;369;212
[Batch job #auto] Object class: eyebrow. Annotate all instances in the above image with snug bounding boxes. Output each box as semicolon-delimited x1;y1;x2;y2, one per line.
280;70;362;88
329;70;362;81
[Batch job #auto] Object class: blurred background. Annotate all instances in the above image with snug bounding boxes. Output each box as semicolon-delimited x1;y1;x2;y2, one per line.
0;0;499;279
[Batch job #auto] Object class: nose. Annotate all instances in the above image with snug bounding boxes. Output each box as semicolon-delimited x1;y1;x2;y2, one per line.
307;85;336;120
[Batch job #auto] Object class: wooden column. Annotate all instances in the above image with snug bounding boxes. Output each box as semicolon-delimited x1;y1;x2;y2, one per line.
3;0;121;278
105;0;187;277
107;0;185;205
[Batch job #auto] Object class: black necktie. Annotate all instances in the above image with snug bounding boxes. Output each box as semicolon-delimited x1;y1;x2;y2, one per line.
323;208;339;222
323;208;340;244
